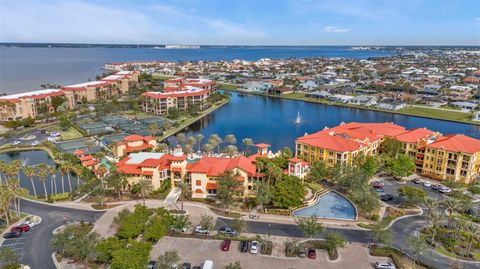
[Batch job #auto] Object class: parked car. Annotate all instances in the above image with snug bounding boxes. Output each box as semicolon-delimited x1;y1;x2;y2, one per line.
194;226;210;234
219;226;237;236
31;140;40;146
297;247;306;258
372;181;385;189
22;220;39;228
182;263;191;269
465;208;479;217
10;141;21;146
3;231;21;239
380;194;394;202
202;260;213;269
422;181;431;187
439;187;452;193
412;178;421;184
431;184;442;190
50;131;61;137
307;248;316;259
240;240;249;252
221;239;231;251
375;261;396;269
146;260;157;269
250;240;259;254
11;223;30;233
170;226;188;233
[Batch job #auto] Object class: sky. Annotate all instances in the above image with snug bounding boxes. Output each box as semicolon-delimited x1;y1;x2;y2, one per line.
0;0;479;45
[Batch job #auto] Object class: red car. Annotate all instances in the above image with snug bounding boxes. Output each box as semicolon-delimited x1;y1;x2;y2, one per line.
307;248;316;259
11;224;30;233
372;181;384;189
221;239;231;251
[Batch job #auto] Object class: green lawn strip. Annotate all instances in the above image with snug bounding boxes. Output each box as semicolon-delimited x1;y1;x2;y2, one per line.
398;106;471;122
156;98;230;141
435;245;457;258
61;127;84;140
217;83;239;90
151;73;173;80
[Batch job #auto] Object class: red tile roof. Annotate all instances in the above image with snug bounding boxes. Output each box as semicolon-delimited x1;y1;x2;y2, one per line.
206;182;217;189
82;159;99;167
394;128;437;143
427;134;480;154
124;134;145;142
79;155;94;161
188;156;256;176
73;149;85;156
255;143;270;148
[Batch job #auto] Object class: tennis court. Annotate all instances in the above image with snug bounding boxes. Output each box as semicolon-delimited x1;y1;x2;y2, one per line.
79;122;114;135
101;133;128;145
56;138;101;154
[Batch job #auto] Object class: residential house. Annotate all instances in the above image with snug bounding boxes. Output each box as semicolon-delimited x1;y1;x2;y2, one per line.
0;89;65;121
113;134;157;158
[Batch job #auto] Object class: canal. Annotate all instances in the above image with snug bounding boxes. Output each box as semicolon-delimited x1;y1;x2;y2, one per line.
177;92;480;151
0;150;80;197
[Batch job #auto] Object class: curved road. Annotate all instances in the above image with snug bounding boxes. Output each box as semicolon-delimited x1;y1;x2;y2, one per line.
14;199;104;268
8;192;479;269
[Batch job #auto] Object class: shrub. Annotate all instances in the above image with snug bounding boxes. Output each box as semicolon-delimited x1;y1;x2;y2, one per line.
117;205;153;239
468;185;480;195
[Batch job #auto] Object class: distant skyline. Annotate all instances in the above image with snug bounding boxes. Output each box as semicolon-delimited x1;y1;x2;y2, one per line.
0;0;479;46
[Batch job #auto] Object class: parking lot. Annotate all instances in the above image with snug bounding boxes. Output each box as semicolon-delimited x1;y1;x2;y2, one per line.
0;225;38;265
151;236;389;269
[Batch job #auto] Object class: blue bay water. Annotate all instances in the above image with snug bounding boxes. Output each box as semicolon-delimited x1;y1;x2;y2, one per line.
0;46;394;93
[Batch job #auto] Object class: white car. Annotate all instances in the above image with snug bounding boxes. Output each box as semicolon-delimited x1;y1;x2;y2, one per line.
10;140;21;146
422;181;431;187
250;240;259;254
439;187;452;193
375;261;396;269
22;220;39;228
31;141;40;146
50;131;61;137
194;225;210;234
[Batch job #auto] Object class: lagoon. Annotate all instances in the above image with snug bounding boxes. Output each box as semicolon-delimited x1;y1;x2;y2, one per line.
0;150;79;196
175;92;480;151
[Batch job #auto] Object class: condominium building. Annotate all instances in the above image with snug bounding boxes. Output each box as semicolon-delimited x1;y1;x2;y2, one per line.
62;71;139;108
295;122;405;166
421;134;480;183
0;89;65;121
296;122;480;183
141;86;210;115
164;78;216;92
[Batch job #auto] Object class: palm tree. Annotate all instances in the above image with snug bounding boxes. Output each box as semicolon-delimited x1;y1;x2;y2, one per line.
176;133;186;145
195;134;204;152
443;198;461;229
429;211;444;246
224;134;237;145
60;163;72;193
186;136;196;146
37;163;49;199
178;182;190;212
223;145;238;157
148;123;159;137
0;160;6;184
208;134;222;153
10;159;23;181
24;165;38;198
72;164;83;187
242;138;254;156
464;222;479;256
156;143;169;153
255;159;265;186
49;165;58;195
423;197;439;227
138;178;152;206
203;143;214;155
0;184;14;226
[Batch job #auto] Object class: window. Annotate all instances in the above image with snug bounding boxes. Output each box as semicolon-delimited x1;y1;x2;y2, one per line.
195;180;202;186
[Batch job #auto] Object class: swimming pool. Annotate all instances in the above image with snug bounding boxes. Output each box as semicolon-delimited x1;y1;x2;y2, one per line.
292;191;357;221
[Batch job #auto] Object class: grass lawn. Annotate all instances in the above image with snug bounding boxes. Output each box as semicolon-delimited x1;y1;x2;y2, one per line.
61;127;84;140
435;245;457;258
398;106;472;122
151;73;173;80
283;92;306;100
217;83;239;90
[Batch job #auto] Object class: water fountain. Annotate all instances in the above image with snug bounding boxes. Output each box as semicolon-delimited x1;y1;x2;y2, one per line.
294;111;303;124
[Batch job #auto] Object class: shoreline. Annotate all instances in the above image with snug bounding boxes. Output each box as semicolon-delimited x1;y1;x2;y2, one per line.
156;98;231;141
218;83;480;126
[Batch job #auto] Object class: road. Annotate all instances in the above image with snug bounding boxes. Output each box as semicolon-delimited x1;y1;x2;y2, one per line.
1;199;104;268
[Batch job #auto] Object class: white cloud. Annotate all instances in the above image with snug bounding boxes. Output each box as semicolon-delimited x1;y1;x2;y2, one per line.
0;1;265;44
323;26;351;33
